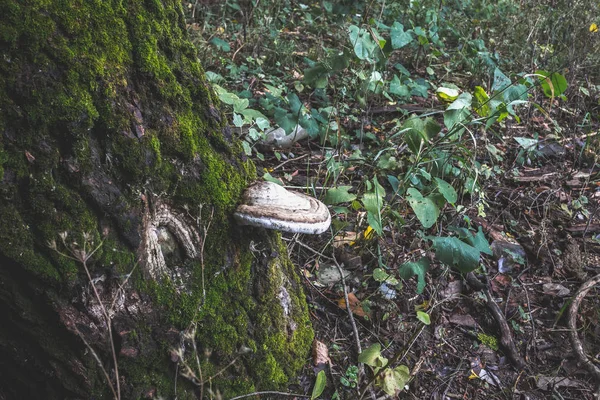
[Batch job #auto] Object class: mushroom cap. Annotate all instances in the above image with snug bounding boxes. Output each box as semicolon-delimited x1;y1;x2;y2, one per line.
234;181;331;234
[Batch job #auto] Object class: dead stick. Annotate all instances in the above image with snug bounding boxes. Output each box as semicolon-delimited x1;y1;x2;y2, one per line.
568;273;600;395
466;273;527;370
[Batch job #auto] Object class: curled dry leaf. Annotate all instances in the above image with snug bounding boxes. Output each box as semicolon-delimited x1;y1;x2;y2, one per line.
338;292;369;318
312;339;330;368
24;150;35;163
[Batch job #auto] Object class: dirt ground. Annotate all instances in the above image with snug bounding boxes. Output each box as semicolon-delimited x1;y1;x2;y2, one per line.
257;104;600;399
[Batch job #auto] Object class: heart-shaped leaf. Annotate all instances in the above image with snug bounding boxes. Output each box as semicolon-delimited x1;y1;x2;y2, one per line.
434;177;457;204
406;188;440;229
398;257;430;294
324;186;356;205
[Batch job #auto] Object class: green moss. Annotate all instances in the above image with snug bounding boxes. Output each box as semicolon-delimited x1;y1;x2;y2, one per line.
0;0;311;397
477;332;499;350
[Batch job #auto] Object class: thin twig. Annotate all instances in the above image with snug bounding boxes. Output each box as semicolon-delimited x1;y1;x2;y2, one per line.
228;391;310;400
284;237;334;261
110;263;138;313
81;256;121;399
568;273;600;395
332;253;363;396
202;355;241;385
332;255;361;355
75;328;118;400
273;153;309;170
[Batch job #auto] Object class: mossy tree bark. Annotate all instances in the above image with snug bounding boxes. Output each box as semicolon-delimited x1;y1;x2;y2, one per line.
0;1;313;398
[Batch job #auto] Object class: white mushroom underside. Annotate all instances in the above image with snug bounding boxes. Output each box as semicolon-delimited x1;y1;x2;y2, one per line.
234;181;331;234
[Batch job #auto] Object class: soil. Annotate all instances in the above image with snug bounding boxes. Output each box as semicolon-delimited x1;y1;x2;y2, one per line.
257;102;600;399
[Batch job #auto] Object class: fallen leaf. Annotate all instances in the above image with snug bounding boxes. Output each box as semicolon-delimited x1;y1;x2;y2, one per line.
24;151;35;163
338;292;368;317
536;376;585;390
449;314;478;328
542;283;570;297
440;280;463;300
312;339;330;368
333;232;359;248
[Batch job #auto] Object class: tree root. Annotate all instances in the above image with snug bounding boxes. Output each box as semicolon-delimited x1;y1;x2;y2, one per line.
466;273;527;370
568;273;600;396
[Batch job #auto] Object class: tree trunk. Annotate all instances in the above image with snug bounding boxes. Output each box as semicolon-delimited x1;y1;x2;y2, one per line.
0;1;313;398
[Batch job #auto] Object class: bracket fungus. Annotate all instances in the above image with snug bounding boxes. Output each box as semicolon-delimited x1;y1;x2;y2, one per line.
234;181;331;234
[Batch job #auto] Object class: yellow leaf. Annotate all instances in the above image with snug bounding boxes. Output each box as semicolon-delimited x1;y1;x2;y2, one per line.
415;300;430;311
590;23;598;33
363;226;375;240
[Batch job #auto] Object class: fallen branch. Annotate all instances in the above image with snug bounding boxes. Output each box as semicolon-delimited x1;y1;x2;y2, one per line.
466;273;527;370
568;273;600;395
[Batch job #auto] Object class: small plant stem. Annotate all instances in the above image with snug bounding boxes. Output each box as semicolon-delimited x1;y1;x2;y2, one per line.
75;328;118;400
189;325;204;399
201;355;241;385
82;256;121;400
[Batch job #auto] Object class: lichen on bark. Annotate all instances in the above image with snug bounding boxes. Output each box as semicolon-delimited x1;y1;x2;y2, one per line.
0;0;313;398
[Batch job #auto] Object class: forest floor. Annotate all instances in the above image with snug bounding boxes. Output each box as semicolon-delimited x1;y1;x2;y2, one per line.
255;102;600;400
182;2;600;398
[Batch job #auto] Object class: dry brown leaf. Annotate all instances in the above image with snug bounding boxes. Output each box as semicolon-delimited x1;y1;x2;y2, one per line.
24;150;35;163
312;339;330;367
333;232;359;248
338;292;368;317
449;313;478;328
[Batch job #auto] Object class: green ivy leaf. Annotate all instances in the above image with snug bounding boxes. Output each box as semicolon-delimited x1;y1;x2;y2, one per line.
348;25;377;61
241;140;252;156
417;311;431;325
389;75;410;98
241;108;268;123
536;70;568;98
444;93;472;131
274;108;297;134
390;22;414;49
401;116;440;154
406;188;440;229
464;226;493;255
398;257;430;294
324;186;356;205
304;64;330;89
382;366;410;396
436;87;459;102
426;236;481;273
210;37;230;52
330;53;351;72
358;343;387;368
232;113;243;127
492;68;511;92
503;84;529;103
434;177;457;204
311;370;326;400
